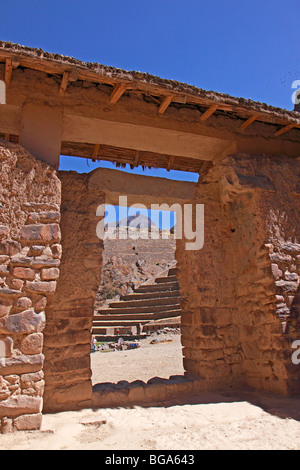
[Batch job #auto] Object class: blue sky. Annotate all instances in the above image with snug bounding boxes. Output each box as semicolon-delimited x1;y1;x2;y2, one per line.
1;1;299;223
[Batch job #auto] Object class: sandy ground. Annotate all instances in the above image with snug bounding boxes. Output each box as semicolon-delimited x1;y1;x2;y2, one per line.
91;333;184;385
0;334;300;450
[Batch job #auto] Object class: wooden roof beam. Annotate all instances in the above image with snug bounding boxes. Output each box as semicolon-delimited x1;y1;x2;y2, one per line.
109;83;129;104
158;95;173;114
134;150;140;167
5;58;13;86
92;143;100;161
167;155;175;171
240;114;260;130
59;71;70;95
59;68;79;95
200;104;218;122
274;123;296;137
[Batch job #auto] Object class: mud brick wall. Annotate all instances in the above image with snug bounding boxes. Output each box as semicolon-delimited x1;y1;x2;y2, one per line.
178;154;300;395
43;171;104;412
0;141;61;433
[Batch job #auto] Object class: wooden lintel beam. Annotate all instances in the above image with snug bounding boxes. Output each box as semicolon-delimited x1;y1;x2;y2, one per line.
93;143;100;161
158;95;173;114
59;71;70;95
240;114;260;130
5;58;13;86
200;104;218;122
109;83;129;104
167;155;175;171
274;123;296;137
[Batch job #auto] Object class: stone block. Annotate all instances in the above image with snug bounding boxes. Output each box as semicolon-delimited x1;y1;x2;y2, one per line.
1;337;13;358
34;296;47;312
0;354;44;376
20;224;61;244
51;244;62;259
16;297;32;309
27;211;60;224
275;280;299;292
41;267;59;281
25;280;57;294
1;417;13;434
9;279;24;291
271;263;282;280
30;258;60;269
13;413;42;431
0;395;42;418
0;265;9;276
0;309;46;334
12;267;35;281
20;333;43;355
0;303;12;317
0;241;21;257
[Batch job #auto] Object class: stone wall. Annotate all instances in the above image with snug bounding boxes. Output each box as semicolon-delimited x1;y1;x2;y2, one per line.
1;143;299;431
0;141;61;432
42;171;104;412
178;154;300;395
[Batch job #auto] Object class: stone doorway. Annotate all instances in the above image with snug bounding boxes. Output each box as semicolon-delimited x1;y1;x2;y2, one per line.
90;204;184;387
42;168;196;412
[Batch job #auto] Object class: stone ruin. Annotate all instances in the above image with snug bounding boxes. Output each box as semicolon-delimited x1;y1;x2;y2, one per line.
0;41;299;432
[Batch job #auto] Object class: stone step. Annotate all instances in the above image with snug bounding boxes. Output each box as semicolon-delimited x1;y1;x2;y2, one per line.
93;309;182;323
155;275;177;283
135;281;179;293
120;290;180;301
95;303;182;316
108;296;181;309
92;310;182;327
93;319;150;328
168;267;177;276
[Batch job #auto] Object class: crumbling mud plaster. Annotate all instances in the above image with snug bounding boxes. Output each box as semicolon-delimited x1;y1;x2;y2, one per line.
178;154;300;395
0;141;61;433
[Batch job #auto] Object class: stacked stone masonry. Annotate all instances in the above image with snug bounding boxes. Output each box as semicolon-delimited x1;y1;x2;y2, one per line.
0;141;61;433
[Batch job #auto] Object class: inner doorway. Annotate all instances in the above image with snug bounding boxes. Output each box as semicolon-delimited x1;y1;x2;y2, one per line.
91;203;184;385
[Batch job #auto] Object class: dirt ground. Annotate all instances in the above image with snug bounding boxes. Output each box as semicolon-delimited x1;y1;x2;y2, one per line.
1;333;300;450
91;332;184;385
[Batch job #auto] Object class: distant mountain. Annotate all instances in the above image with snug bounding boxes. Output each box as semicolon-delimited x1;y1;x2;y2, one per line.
105;214;157;230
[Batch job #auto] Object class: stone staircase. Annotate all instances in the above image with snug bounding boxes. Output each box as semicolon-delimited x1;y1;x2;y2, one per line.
92;264;181;340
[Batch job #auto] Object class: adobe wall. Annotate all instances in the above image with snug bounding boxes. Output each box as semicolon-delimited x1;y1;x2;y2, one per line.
178;154;300;394
42;171;104;412
0;141;299;432
0;141;61;433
